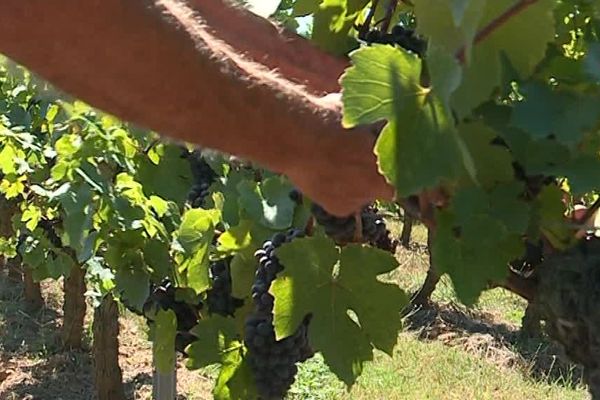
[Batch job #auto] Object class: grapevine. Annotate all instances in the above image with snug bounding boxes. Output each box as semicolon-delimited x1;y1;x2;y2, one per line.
206;257;244;317
2;1;600;399
311;203;398;252
245;229;313;399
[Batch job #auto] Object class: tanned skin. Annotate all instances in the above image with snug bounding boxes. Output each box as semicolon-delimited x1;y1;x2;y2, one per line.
0;0;393;216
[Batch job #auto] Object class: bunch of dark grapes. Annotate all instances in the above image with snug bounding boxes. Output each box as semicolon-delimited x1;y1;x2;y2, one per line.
311;204;398;252
206;257;244;317
245;229;314;399
362;25;427;57
185;149;218;208
310;203;356;243
142;279;203;353
361;206;398;252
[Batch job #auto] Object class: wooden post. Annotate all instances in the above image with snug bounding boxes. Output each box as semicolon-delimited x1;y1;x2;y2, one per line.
153;356;177;400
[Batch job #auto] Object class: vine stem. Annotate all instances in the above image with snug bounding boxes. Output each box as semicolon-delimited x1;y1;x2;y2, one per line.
380;0;399;33
455;0;539;63
360;0;380;38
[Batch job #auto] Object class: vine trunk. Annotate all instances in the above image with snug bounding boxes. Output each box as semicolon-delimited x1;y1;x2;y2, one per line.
93;294;126;400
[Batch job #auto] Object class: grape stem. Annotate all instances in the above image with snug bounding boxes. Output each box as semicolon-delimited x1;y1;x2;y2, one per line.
380;0;399;33
455;0;539;64
360;0;380;38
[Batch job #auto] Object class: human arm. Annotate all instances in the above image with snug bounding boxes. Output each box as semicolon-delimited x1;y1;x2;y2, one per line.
0;0;393;215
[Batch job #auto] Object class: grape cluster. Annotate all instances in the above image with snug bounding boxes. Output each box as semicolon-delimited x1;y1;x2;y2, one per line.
245;229;314;399
185;150;217;208
311;204;397;252
142;279;203;353
310;203;356;243
362;25;427;57
361;206;398;252
206;257;244;317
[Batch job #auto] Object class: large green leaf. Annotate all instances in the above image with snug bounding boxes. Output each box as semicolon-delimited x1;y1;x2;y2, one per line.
457;121;513;188
272;235;407;386
342;45;463;195
213;347;257;400
115;264;150;311
186;316;239;369
432;184;530;304
136;144;193;206
511;82;600;146
178;209;219;293
311;0;369;55
237;177;296;230
416;0;556;116
58;184;94;256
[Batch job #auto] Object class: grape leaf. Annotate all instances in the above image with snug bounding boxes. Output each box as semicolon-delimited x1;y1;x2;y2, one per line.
457;121;513;188
292;0;321;16
186;316;256;400
311;0;369;56
341;45;463;195
237;177;295;230
426;44;463;106
559;154;600;195
511;82;600;146
212;347;257;400
50;252;77;279
0;143;18;175
217;220;253;253
115;264;150;311
432;184;529;304
341;45;421;127
229;248;257;299
186;315;239;369
416;0;486;64
272;235;407;386
178;209;219;292
532;185;572;250
143;239;173;279
136;144;193;206
153;309;177;373
416;0;556;117
451;0;478;26
21;204;42;231
58;184;94;257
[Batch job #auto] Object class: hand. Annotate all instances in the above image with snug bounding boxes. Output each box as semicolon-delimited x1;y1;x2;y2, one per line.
285;129;395;216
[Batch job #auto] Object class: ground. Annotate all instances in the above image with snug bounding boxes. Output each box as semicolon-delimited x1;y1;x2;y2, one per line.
0;217;591;399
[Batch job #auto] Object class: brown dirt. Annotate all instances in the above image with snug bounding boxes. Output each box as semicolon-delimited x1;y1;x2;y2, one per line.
0;274;214;400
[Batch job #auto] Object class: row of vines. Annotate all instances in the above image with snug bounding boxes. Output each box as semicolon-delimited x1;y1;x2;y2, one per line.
0;57;407;399
3;0;600;399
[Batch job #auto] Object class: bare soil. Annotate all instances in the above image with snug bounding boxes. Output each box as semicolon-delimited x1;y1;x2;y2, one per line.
0;276;213;400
